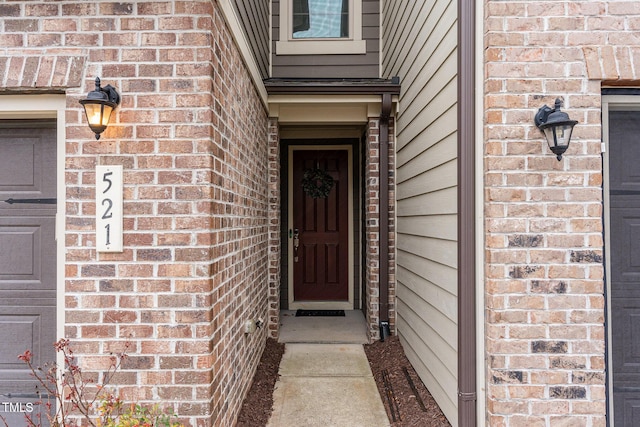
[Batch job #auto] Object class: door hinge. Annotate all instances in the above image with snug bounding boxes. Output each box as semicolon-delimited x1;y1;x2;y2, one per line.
0;393;51;399
2;198;57;204
601;142;606;153
613;386;640;392
610;190;640;195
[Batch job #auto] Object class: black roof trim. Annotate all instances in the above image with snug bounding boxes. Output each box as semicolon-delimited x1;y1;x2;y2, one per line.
264;77;401;95
602;88;640;96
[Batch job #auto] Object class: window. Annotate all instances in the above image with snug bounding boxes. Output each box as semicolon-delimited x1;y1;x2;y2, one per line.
277;0;366;55
292;0;348;39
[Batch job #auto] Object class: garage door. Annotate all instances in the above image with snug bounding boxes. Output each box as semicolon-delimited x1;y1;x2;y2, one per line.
609;108;640;426
0;121;57;425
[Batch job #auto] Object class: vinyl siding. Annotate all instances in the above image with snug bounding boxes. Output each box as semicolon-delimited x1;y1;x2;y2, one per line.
234;0;270;78
271;0;380;78
381;0;459;425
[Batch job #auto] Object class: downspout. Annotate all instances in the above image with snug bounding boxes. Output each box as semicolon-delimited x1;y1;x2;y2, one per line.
379;92;392;340
458;0;477;423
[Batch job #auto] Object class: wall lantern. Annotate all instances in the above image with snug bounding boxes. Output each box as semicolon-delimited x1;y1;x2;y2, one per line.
79;77;120;140
534;98;578;161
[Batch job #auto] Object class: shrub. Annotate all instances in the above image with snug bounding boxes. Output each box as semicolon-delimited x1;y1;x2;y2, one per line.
0;339;183;427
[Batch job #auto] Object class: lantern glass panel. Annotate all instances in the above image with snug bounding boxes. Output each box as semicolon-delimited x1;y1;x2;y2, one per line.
544;123;574;150
84;103;103;127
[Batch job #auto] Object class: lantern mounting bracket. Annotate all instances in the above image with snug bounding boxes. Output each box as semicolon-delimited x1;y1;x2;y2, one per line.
534;103;555;128
100;83;120;105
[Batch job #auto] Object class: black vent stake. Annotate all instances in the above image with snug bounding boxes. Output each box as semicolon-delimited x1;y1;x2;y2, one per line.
381;369;401;422
403;367;428;412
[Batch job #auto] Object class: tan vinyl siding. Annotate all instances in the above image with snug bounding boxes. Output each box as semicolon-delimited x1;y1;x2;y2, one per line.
234;0;270;78
382;0;459;425
271;0;380;78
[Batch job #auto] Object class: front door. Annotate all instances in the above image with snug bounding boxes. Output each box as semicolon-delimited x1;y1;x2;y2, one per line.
608;107;640;426
290;148;351;308
0;122;57;425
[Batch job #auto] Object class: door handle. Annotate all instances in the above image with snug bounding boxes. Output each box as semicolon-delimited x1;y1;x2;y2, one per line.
293;228;299;262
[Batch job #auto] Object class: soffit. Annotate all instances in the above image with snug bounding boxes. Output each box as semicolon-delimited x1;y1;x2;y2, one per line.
266;78;400;124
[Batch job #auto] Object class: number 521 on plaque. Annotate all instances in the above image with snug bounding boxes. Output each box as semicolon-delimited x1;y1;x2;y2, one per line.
96;165;123;252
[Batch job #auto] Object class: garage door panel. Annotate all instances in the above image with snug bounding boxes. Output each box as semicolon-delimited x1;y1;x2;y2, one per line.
614;395;640;427
610;110;640;192
0;219;55;289
612;300;640;372
610;208;640;285
0;130;56;196
0;311;56;374
0;140;36;188
0;226;38;276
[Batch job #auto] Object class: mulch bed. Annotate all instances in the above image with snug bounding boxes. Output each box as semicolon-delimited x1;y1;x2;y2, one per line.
236;338;285;427
364;336;451;426
237;335;450;426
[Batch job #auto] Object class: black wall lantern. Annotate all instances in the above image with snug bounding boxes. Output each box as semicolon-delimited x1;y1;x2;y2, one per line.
534;98;578;161
79;77;120;140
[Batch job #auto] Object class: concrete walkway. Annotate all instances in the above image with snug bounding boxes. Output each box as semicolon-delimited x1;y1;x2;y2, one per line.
267;343;390;427
278;310;369;344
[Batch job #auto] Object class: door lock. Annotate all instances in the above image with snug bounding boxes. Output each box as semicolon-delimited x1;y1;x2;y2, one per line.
293;228;299;262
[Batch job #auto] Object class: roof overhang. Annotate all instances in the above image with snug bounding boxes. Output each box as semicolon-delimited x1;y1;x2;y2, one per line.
265;78;401;96
266;78;401;126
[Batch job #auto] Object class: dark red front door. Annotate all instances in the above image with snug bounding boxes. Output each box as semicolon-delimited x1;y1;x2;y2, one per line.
292;149;349;301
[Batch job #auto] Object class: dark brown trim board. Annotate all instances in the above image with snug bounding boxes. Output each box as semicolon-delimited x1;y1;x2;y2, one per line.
379;93;392;337
458;0;477;423
264;78;400;95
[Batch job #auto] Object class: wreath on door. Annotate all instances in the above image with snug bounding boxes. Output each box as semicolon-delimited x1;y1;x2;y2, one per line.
302;168;335;198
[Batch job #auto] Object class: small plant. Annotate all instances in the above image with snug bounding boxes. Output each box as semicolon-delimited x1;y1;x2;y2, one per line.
0;339;183;427
97;397;182;427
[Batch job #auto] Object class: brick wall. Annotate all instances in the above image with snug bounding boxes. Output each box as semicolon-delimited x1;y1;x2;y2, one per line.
365;118;396;340
267;118;281;339
482;0;640;424
1;2;269;426
387;119;397;335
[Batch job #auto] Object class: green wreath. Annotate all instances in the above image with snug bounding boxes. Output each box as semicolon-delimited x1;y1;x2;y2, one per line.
302;168;335;198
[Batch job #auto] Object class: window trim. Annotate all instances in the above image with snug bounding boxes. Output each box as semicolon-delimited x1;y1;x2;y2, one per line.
276;0;366;55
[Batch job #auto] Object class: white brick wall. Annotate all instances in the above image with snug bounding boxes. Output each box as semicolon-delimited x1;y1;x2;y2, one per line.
482;0;640;425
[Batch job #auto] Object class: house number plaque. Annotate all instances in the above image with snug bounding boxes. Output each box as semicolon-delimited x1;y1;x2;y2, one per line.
96;165;123;252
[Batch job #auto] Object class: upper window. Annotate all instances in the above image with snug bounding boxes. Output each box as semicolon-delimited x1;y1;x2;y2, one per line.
292;0;348;39
277;0;366;55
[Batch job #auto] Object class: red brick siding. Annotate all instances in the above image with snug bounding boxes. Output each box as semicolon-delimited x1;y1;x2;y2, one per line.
482;0;640;424
388;119;397;335
1;2;269;426
365;118;396;340
267;118;281;339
